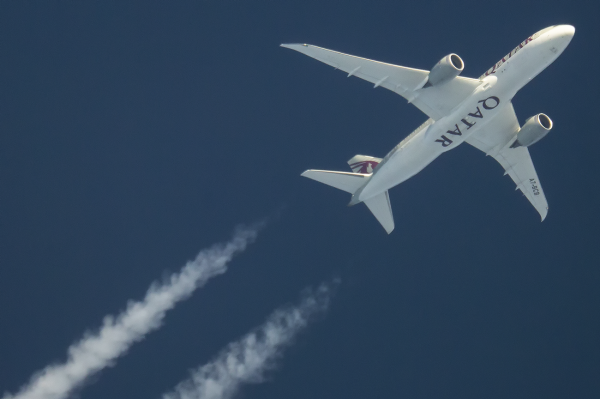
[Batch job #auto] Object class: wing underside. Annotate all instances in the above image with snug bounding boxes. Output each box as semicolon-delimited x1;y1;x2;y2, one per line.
465;103;549;220
281;43;481;120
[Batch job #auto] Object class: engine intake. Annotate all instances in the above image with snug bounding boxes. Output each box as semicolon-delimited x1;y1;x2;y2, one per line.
511;113;553;148
424;54;464;87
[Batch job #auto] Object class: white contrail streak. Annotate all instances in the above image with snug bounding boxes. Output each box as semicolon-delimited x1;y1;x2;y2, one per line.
162;281;335;399
3;225;261;399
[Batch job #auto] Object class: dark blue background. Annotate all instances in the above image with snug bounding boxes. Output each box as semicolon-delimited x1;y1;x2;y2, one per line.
1;1;598;398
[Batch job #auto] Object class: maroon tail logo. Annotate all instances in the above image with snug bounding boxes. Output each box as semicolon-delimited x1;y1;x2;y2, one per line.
349;160;379;173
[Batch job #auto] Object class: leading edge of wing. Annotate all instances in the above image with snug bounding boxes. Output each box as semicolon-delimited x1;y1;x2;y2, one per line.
280;43;429;75
280;43;429;93
281;43;481;120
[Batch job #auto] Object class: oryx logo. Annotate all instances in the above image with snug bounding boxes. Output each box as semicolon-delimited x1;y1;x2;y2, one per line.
349;160;379;173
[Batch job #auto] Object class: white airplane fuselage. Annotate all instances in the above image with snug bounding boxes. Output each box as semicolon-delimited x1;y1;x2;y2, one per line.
351;25;575;204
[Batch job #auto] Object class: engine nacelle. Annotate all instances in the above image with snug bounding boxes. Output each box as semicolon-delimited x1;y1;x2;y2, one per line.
425;54;464;87
511;113;553;148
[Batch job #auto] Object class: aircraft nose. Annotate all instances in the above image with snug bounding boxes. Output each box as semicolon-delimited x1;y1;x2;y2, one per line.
548;25;575;52
555;24;575;38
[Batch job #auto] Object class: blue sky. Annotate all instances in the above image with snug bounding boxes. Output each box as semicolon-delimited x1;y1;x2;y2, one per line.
0;1;599;398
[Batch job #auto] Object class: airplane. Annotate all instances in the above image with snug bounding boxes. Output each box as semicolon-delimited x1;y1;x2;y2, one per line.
282;25;575;233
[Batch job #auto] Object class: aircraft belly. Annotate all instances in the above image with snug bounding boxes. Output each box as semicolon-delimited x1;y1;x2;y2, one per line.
360;139;442;200
360;95;511;201
497;38;564;93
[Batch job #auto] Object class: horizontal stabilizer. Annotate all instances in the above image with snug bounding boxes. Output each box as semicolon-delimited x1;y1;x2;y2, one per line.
347;155;382;173
364;191;394;233
301;170;368;193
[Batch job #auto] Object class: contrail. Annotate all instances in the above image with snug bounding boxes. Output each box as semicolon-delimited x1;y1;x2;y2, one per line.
3;225;261;399
162;281;335;399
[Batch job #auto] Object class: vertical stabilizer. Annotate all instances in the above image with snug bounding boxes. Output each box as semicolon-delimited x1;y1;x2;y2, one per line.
347;155;382;173
363;191;394;233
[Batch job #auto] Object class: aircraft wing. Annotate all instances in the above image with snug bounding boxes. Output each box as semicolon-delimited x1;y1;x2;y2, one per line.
281;43;481;120
465;103;549;220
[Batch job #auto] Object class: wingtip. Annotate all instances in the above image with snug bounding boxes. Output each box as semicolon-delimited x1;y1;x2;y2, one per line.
280;43;309;50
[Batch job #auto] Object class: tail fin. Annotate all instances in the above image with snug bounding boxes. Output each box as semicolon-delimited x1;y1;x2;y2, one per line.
364;191;394;233
301;170;368;193
347;155;382;173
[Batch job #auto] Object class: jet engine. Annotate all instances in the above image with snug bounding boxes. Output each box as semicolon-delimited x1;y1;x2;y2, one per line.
424;54;464;87
511;113;553;148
